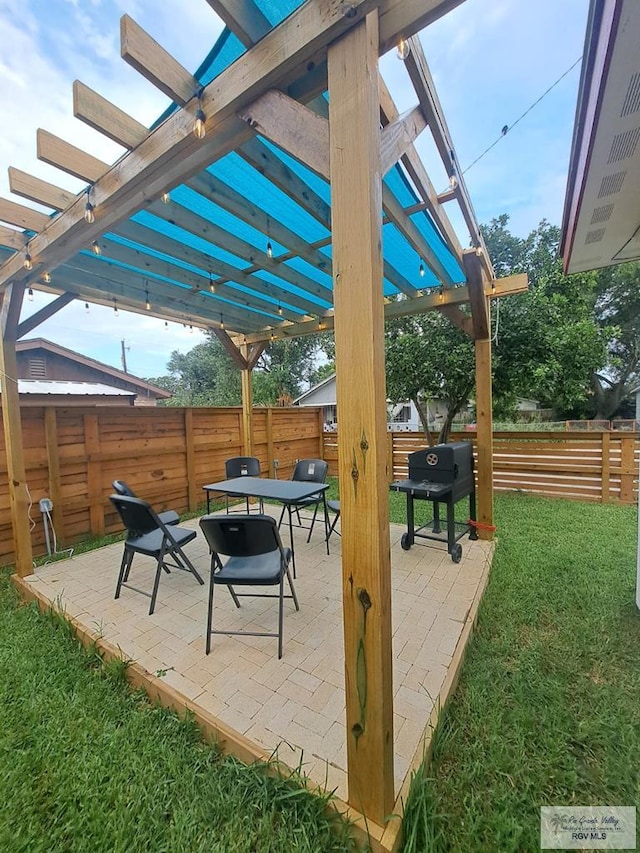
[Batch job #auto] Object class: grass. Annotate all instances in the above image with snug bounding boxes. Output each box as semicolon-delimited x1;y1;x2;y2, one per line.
0;570;359;853
401;492;640;852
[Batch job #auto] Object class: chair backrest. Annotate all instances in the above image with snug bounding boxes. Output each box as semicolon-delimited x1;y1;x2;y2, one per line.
113;479;136;498
225;456;261;478
199;514;282;558
109;494;163;537
291;459;328;484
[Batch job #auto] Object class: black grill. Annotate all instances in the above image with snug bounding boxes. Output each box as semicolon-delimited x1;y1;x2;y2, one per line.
391;441;477;562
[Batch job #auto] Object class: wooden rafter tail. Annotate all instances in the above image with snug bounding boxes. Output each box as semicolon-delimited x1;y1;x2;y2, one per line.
8;168;76;212
462;249;490;340
36;130;109;184
403;37;494;279
0;225;27;253
378;74;464;263
0;197;49;233
120;14;198;106
73;81;148;149
204;0;271;46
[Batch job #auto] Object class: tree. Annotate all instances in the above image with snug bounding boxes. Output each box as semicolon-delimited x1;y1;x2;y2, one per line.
385;311;475;444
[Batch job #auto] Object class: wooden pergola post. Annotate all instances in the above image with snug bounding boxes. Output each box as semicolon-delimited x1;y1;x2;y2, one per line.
0;283;33;576
240;344;253;457
328;11;394;824
463;250;494;540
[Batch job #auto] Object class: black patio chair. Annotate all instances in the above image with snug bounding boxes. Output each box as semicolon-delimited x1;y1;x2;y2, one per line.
199;514;299;659
327;499;341;540
277;459;328;543
224;457;263;513
112;479;180;526
110;494;204;615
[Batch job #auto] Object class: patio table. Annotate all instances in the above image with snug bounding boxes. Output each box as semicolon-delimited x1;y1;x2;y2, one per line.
202;477;330;576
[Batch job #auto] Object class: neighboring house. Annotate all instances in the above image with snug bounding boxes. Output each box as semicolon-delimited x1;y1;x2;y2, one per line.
295;374;538;429
14;339;171;407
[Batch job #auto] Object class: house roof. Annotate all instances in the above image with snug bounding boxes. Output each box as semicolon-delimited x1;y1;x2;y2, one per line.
16;338;171;398
0;1;527;348
293;371;336;404
560;0;640;273
15;380;135;397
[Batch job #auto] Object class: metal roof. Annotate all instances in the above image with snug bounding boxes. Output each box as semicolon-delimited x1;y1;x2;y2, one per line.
15;380;135;397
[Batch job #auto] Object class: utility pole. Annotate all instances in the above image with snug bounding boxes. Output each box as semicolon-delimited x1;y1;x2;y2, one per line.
120;339;130;373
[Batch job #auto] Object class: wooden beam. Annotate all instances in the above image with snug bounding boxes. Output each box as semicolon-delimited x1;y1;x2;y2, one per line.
240;90;330;178
0;198;49;233
0;225;25;252
246;341;266;371
0;283;33;576
328;11;393;825
36;129;110;183
204;0;271;46
8;168;76;212
475;336;494;539
240;344;254;455
0;0;460;293
212;327;248;369
120;14;198;106
73;80;148;149
404;37;494;278
378;0;465;55
379;105;426;175
462;249;489;340
16;292;75;339
440;303;473;336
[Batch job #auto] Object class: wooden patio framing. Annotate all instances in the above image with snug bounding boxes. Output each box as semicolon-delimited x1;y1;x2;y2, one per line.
0;0;528;845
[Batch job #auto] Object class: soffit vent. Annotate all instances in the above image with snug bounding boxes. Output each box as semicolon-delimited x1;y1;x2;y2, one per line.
598;170;626;197
621;72;640;117
585;228;605;244
590;203;614;224
607;126;640;163
28;357;47;379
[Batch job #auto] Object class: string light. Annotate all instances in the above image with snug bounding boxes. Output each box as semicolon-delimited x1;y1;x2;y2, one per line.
219;313;224;330
278;302;283;316
266;240;273;259
449;174;457;190
145;285;151;311
396;38;410;60
193;87;206;139
475;245;483;257
164;321;169;331
84;187;95;224
419;262;425;278
27;286;34;302
113;298;119;317
161;192;170;204
209;272;216;293
189;324;194;334
42;272;51;284
84;302;90;314
23;251;32;271
92;240;102;256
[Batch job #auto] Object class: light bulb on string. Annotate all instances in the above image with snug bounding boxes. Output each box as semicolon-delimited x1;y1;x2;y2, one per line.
84;302;90;314
419;262;425;278
23;251;32;271
278;303;283;316
396;38;410;60
161;192;170;204
113;298;119;317
209;272;216;293
219;313;224;330
266;240;273;259
84;187;95;224
145;285;151;311
92;240;102;256
164;321;169;331
193;87;206;139
189;324;194;334
27;286;34;302
42;272;51;284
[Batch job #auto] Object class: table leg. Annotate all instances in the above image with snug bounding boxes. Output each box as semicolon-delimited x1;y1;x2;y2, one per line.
287;504;296;578
322;493;330;555
406;492;415;546
206;491;211;514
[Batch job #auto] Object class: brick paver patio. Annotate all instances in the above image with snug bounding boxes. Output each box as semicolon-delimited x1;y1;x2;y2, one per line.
23;504;493;802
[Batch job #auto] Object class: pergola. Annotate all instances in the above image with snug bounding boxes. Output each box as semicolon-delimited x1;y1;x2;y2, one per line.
0;0;527;837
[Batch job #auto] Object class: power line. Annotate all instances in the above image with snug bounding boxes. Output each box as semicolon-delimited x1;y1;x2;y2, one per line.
462;56;583;175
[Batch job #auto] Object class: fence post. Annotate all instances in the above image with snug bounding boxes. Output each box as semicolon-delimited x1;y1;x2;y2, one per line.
84;414;105;537
318;407;325;461
44;407;65;545
184;408;197;511
601;431;610;503
620;434;635;503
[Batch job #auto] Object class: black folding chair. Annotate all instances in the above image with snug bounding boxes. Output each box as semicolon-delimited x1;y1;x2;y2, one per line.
110;494;204;615
224;457;263;513
199;514;299;659
327;499;341;540
112;479;180;526
277;459;329;543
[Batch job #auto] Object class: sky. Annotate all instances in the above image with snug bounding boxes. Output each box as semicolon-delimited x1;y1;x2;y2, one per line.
0;0;590;379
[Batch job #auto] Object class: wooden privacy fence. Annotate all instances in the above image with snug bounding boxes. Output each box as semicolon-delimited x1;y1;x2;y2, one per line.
0;405;324;566
322;430;640;505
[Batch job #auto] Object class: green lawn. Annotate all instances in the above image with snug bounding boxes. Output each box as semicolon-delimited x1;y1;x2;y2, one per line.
401;493;640;852
0;571;356;853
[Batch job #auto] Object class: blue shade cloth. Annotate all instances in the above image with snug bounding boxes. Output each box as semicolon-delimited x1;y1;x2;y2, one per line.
0;0;469;335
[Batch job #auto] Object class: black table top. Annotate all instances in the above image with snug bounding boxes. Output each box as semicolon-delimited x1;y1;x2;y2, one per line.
391;479;453;498
203;476;329;503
